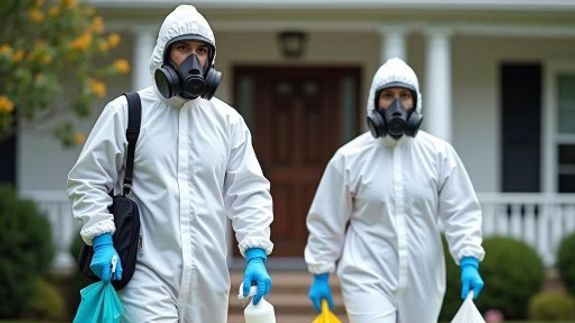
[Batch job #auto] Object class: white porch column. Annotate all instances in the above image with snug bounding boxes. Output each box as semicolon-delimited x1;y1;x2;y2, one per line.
424;27;453;142
131;26;156;91
378;26;408;62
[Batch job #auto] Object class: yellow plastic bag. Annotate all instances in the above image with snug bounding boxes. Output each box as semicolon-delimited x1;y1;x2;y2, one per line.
312;300;342;323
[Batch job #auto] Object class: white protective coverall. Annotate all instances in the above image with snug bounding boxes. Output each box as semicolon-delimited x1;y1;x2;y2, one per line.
304;58;484;323
67;5;273;322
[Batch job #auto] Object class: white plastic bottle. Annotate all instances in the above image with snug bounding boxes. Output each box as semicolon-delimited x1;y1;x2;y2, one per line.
238;283;277;323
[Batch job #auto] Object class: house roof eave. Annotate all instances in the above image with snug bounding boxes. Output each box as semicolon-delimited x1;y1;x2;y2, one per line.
87;0;575;12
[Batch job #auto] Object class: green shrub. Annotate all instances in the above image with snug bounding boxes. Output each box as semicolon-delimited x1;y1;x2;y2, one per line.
528;291;575;320
0;184;54;318
26;278;67;320
557;231;575;296
438;237;461;321
439;236;545;320
66;236;93;319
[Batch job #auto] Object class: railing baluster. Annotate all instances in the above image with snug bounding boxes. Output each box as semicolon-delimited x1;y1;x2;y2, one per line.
496;204;509;236
550;205;565;266
524;204;537;248
538;204;552;266
482;201;495;237
566;205;575;233
54;202;76;273
510;204;522;240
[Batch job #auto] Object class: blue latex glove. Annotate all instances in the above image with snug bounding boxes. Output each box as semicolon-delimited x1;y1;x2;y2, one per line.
460;256;484;299
90;233;123;283
308;273;334;313
242;248;272;305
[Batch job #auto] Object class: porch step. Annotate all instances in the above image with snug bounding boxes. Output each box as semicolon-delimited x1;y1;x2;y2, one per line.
229;271;349;322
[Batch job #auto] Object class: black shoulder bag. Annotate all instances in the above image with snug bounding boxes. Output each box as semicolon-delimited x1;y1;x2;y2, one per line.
78;92;142;290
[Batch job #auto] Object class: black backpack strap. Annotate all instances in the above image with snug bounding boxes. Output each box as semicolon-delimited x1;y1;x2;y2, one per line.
122;92;141;196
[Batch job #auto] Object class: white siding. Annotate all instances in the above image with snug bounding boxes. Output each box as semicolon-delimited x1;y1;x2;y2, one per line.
16;29;575;195
451;36;575;192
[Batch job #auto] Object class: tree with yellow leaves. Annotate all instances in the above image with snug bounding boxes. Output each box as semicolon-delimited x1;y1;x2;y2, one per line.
0;0;130;146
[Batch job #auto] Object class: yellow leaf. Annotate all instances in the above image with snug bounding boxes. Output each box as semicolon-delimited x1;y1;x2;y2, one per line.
113;59;130;74
107;33;121;48
34;40;47;50
49;6;61;17
28;9;44;23
70;33;93;52
89;79;106;98
0;44;13;56
12;49;25;62
73;132;86;145
91;16;105;34
98;41;109;52
63;0;77;8
42;54;53;64
0;96;15;114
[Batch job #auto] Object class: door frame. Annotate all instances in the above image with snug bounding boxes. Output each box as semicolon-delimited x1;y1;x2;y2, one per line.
229;65;361;268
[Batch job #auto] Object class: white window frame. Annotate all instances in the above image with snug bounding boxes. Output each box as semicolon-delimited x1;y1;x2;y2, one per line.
542;61;575;193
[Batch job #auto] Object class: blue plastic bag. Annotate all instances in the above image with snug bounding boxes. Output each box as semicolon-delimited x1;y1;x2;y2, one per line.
73;281;123;323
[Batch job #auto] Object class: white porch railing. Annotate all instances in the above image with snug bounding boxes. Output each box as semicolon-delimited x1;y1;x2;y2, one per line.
20;190;81;274
19;191;575;272
478;192;575;266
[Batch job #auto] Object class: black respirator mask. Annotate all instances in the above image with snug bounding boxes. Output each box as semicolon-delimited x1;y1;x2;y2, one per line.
367;97;423;139
154;51;222;100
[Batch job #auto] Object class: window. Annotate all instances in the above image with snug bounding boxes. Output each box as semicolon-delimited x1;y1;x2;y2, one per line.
501;64;541;192
556;74;575;192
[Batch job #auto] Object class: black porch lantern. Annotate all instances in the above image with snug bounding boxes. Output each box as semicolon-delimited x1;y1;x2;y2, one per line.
278;31;307;59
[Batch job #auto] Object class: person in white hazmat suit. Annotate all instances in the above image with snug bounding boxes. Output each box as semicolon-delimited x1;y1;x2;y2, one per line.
67;5;273;322
304;57;485;323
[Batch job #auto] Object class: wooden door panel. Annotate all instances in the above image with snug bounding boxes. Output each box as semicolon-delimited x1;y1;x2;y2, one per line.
302;109;326;166
269;182;306;256
271;184;294;239
234;67;359;257
270;104;295;166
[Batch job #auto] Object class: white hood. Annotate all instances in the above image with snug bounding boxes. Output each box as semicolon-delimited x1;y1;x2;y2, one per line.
148;5;216;77
366;57;422;116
